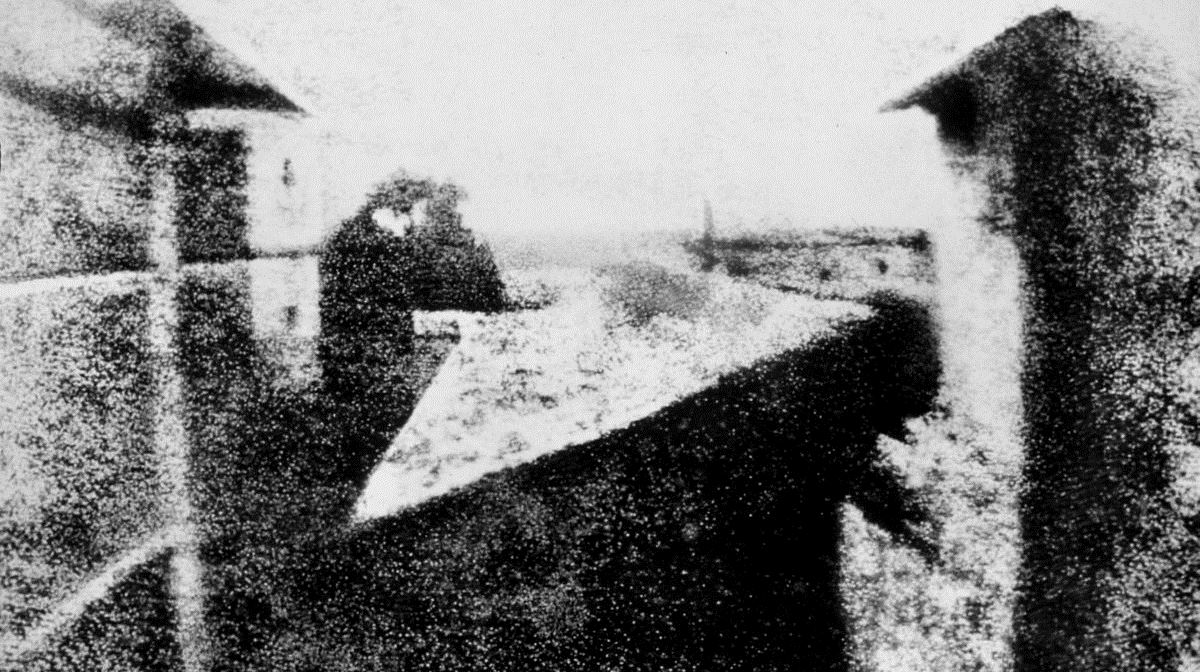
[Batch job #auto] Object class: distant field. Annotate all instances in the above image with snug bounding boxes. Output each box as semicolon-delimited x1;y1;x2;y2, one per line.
486;230;695;272
687;227;934;301
488;226;933;302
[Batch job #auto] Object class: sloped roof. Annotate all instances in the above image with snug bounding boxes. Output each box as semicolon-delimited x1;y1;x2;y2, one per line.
883;9;1082;116
876;9;1094;155
69;0;309;113
0;0;311;126
355;266;871;521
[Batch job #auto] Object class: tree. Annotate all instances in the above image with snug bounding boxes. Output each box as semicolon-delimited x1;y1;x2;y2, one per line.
357;172;506;312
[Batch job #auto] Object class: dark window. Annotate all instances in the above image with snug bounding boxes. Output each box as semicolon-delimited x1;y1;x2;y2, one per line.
282;158;295;188
282;304;299;330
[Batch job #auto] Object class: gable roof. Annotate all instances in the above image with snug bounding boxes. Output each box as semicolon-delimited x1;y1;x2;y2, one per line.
69;0;311;113
883;9;1083;116
0;0;312;129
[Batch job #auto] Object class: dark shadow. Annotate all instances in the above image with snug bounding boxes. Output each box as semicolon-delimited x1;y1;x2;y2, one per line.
318;215;419;459
65;0;302;113
0;73;159;140
20;552;183;672
175;243;427;671
174;286;938;671
173;128;253;264
403;234;508;313
893;9;1200;670
351;175;508;313
899;10;1188;672
914;76;980;151
150;17;302;113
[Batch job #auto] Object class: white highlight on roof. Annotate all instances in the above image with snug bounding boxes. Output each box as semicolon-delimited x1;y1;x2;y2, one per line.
353;267;868;522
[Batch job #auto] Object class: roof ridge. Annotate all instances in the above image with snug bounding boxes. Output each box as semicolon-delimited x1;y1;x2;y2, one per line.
64;0;321;116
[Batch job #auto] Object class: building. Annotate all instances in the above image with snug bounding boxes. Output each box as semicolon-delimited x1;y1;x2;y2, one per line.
849;9;1200;672
0;0;342;667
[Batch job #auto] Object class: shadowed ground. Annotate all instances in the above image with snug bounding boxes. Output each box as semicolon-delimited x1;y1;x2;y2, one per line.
178;290;938;672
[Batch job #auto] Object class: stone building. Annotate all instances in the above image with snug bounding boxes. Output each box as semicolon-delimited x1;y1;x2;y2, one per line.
843;9;1200;672
6;3;1200;672
0;0;337;668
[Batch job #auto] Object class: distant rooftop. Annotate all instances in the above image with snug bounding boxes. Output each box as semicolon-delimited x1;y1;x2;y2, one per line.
355;265;869;521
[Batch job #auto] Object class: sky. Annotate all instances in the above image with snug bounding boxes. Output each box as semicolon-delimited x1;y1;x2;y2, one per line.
176;0;1200;238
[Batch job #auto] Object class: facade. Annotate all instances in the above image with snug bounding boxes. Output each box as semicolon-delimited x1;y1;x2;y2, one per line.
0;1;332;668
7;4;1198;671
844;9;1200;672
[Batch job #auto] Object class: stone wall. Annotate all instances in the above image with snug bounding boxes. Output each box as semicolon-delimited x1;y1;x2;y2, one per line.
0;95;156;280
869;9;1200;672
839;170;1026;672
1;57;327;672
0;277;164;640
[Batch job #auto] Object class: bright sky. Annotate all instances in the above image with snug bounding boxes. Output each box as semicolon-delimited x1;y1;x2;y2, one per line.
178;0;1199;237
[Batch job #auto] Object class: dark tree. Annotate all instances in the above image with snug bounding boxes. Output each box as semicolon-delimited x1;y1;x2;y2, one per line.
360;172;506;312
318;203;414;422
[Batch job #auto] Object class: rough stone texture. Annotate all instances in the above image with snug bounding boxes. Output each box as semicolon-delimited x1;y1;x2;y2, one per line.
19;551;184;672
171;258;452;672
894;9;1200;672
170;289;940;672
0;3;331;664
0;0;311;280
0;279;167;648
29;3;1200;670
0;94;158;280
688;223;1022;672
841;212;1025;672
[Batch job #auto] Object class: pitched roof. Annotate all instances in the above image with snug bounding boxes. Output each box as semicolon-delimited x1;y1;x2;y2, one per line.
0;0;313;124
70;0;311;113
883;9;1083;116
355;266;871;521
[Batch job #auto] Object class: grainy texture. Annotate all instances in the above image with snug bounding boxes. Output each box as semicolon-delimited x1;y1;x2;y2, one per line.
354;265;874;520
0;281;164;641
19;552;184;672
7;3;1200;671
896;9;1200;671
0;92;157;280
185;292;938;672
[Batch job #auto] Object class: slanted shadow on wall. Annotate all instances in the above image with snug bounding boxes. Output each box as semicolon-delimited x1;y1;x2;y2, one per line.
16;264;939;672
168;291;938;672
